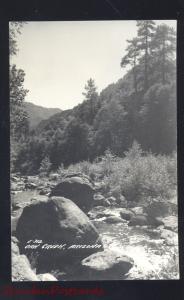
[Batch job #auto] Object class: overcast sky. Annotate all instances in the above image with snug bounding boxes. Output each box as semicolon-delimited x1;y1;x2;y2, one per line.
11;20;176;110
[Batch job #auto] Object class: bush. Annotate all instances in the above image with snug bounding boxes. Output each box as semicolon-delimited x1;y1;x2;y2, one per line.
101;143;177;202
56;143;177;204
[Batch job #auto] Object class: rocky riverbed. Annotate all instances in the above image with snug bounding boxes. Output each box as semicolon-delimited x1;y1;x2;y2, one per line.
11;173;179;280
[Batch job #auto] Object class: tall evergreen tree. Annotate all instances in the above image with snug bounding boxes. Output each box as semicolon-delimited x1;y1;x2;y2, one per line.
137;20;156;90
151;24;176;84
82;78;98;124
121;37;140;95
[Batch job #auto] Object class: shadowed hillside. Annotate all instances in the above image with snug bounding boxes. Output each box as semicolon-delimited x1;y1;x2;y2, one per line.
24;102;61;129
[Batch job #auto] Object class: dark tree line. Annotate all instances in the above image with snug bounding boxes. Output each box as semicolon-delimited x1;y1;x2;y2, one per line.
11;21;176;175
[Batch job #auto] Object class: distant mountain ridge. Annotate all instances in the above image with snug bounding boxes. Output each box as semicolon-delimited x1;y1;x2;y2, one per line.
24;102;61;129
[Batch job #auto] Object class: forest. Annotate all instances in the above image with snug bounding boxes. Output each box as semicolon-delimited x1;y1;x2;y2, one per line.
10;21;178;280
10;21;176;175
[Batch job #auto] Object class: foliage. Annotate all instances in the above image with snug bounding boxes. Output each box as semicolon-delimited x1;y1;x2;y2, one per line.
9;22;24;56
10;22;29;172
56;143;177;204
106;146;177;202
39;156;52;176
13;22;176;174
10;64;29;139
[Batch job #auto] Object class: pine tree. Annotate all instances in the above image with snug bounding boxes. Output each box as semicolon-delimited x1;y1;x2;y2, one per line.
136;20;156;90
82;78;98;124
121;37;140;95
151;24;176;84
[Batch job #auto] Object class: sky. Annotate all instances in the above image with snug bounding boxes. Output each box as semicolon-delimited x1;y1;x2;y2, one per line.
11;20;176;110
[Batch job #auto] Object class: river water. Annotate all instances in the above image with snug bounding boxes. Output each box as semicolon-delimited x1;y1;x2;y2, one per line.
93;214;179;279
12;190;179;280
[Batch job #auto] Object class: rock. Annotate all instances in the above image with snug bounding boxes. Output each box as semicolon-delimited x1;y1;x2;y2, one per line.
64;173;94;185
160;228;178;246
162;216;178;232
12;236;19;244
11;216;21;234
87;207;124;220
25;182;37;189
80;250;134;280
106;196;117;206
87;207;113;219
37;273;58;281
127;201;138;208
93;194;110;207
50;177;95;212
12;195;48;215
12;254;39;281
12;236;20;256
128;214;164;227
94;182;104;191
152;217;164;227
11;175;20;182
128;214;148;226
16;196;103;272
25;176;39;183
105;216;125;223
131;207;145;215
144;200;171;218
94;193;105;202
118;195;128;207
103;199;111;207
39;188;50;195
119;209;135;221
11;182;24;192
49;173;60;181
12;201;28;211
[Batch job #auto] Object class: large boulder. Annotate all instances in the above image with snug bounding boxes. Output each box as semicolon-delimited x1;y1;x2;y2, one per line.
16;196;103;272
50;177;95;212
80;250;134;280
12;254;39;281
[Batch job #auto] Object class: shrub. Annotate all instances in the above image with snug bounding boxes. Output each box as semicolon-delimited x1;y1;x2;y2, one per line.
56;143;177;204
103;143;177;202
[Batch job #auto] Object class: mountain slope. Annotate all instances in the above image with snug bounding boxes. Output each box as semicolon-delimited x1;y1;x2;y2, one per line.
24;102;61;129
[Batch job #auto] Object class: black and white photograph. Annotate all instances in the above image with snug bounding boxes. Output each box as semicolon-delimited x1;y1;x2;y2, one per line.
10;20;178;281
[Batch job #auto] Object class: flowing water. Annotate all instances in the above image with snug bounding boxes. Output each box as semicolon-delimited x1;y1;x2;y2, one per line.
12;190;179;280
93;212;179;279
